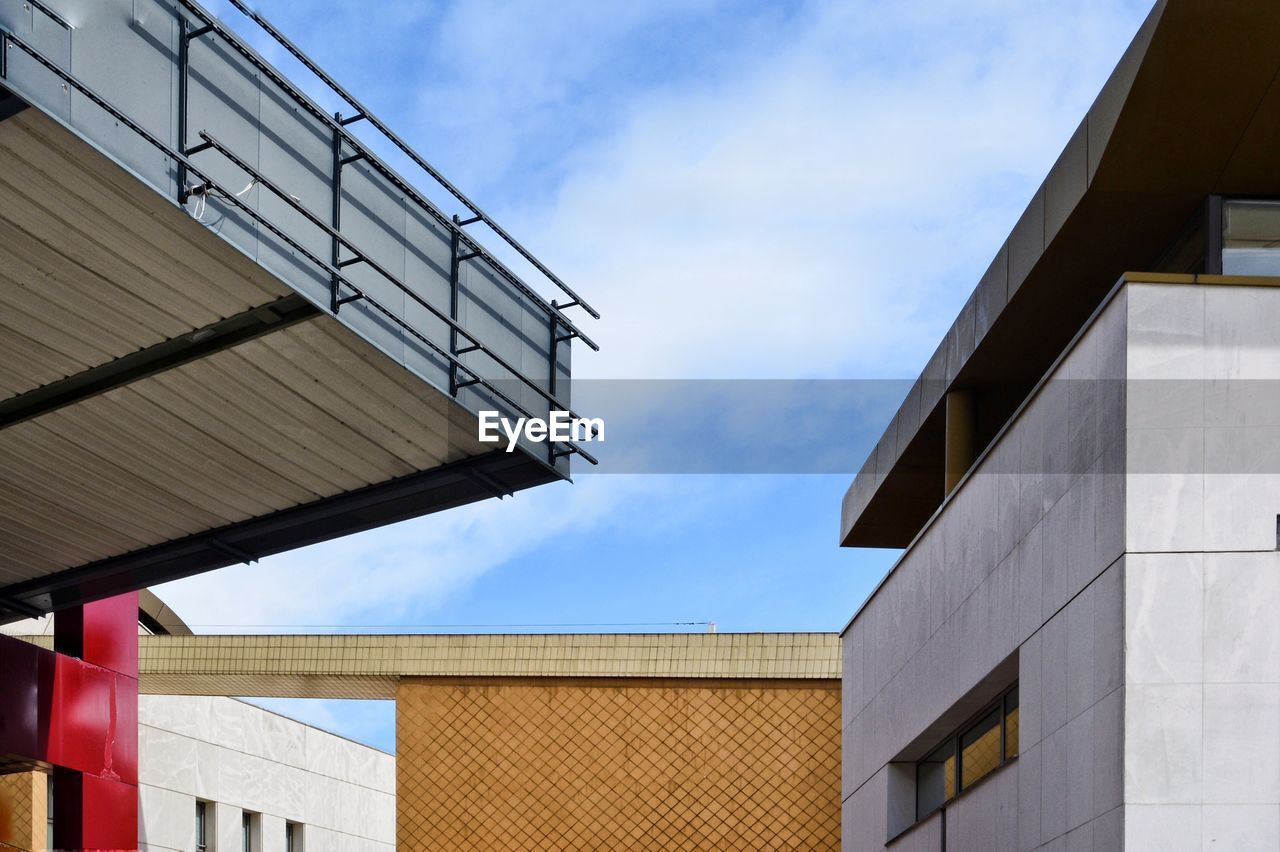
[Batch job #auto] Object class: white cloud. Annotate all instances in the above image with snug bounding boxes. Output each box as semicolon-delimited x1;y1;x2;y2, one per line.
507;0;1153;379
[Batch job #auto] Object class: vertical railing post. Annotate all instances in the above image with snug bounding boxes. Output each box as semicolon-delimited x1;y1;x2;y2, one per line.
548;314;560;465
448;214;462;396
176;17;190;203
330;111;344;313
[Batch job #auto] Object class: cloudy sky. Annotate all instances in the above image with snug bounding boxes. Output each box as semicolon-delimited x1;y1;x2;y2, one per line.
157;0;1154;750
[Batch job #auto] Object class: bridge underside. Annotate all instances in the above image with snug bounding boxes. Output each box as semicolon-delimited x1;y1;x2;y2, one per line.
0;105;556;620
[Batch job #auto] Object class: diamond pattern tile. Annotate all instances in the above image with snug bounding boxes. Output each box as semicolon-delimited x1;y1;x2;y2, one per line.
0;771;43;851
397;678;841;850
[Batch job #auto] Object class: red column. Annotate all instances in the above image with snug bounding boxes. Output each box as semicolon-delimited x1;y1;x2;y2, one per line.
52;592;139;852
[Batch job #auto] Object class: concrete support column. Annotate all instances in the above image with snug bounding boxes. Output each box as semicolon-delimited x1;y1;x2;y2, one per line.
52;592;138;852
944;390;976;496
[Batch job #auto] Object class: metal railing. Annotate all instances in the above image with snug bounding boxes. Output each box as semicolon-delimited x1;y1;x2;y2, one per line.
220;0;598;321
171;0;599;348
0;27;599;466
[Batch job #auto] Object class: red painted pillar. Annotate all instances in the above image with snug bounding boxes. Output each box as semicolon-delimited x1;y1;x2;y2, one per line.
52;592;139;852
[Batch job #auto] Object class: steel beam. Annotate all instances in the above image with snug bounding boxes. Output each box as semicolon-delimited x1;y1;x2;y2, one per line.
0;451;561;617
0;294;319;430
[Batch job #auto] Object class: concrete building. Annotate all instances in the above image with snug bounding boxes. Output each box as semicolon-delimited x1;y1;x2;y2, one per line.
136;694;394;852
839;2;1280;850
0;597;396;852
0;695;396;852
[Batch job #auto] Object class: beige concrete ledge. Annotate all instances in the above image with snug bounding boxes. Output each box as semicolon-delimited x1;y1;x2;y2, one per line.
120;632;840;699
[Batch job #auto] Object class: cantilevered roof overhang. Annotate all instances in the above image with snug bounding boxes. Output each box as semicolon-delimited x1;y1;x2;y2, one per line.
0;0;596;617
842;0;1280;547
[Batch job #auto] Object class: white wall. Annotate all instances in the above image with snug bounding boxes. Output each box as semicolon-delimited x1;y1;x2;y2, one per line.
136;695;394;852
1123;282;1280;850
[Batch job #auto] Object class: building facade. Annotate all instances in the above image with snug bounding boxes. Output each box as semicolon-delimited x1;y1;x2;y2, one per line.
839;2;1280;850
137;695;394;852
0;695;395;852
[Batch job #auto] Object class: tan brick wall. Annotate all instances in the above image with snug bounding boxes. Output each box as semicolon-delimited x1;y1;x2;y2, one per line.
0;772;44;852
397;677;840;851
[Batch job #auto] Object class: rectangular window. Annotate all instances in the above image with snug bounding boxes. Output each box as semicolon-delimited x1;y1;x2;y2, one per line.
46;776;53;852
1004;687;1020;758
196;801;208;852
242;811;255;852
286;822;301;852
1222;199;1280;275
915;684;1018;821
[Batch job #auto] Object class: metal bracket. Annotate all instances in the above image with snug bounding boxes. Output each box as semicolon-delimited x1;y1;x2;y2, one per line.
0;594;44;619
208;538;258;565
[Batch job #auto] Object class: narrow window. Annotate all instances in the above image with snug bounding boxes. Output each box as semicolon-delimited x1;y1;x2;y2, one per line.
242;811;256;852
916;739;955;820
1004;687;1020;758
196;801;208;852
285;822;301;852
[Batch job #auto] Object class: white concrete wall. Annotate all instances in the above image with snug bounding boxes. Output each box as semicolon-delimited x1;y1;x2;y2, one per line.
136;695;394;852
1123;282;1280;850
841;289;1129;851
841;280;1280;851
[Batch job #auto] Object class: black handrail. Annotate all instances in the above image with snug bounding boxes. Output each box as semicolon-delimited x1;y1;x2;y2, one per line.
0;30;598;466
193;130;594;428
222;0;599;321
171;0;600;351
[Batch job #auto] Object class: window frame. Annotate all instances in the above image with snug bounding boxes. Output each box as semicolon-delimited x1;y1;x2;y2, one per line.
242;810;257;852
915;683;1019;822
196;800;208;852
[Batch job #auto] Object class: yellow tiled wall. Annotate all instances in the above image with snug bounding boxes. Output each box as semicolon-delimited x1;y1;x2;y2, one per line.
0;771;44;852
397;677;841;851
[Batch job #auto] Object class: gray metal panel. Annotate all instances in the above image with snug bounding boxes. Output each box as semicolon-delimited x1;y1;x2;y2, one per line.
183;28;260;257
253;74;332;309
402;200;454;392
336;157;407;363
67;0;176;191
2;4;71;122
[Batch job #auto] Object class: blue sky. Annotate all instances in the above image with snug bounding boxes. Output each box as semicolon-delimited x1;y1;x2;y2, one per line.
157;0;1154;751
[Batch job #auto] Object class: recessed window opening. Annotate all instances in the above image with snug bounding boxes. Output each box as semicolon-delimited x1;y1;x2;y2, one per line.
196;800;209;852
915;685;1019;821
1222;199;1280;275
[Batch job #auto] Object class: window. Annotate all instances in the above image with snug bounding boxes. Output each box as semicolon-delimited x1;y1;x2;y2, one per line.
915;740;954;820
916;685;1019;820
1222;199;1280;275
242;811;256;852
196;801;208;852
285;822;301;852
